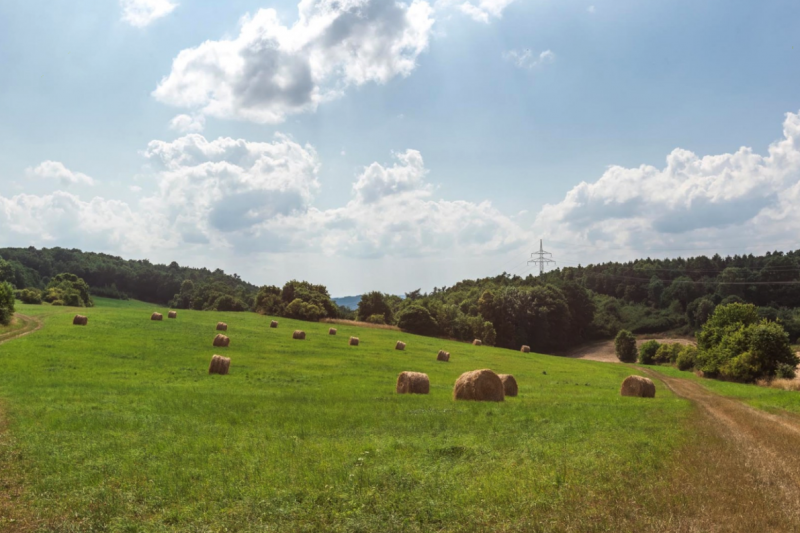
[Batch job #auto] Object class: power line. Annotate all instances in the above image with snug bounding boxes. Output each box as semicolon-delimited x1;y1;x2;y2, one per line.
528;239;556;276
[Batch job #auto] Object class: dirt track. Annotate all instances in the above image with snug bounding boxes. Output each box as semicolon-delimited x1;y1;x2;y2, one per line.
640;368;800;530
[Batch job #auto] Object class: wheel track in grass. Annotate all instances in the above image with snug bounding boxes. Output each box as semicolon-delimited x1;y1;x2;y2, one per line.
0;314;46;531
0;314;43;346
642;367;800;529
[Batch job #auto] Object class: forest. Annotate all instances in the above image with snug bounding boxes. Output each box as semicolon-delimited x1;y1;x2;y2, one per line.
3;246;799;353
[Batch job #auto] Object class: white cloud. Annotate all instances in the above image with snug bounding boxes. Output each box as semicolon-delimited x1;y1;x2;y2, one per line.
26;161;95;186
503;49;555;70
303;150;527;257
0;191;171;254
153;0;435;124
120;0;177;27
534;111;800;258
457;0;516;22
2;134;527;264
168;114;205;133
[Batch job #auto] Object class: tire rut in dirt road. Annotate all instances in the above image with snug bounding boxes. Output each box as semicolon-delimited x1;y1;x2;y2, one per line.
644;368;800;527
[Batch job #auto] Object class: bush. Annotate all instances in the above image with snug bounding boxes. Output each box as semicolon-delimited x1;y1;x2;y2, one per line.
0;281;14;326
366;314;386;325
285;298;323;321
397;305;439;335
43;273;93;307
614;330;637;363
638;340;660;365
654;343;682;364
676;345;698;371
17;288;42;304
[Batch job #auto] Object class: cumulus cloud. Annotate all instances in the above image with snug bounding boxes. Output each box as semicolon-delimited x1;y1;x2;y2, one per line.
456;0;516;22
534;111;800;257
153;0;435;124
26;161;95;186
2;134;527;262
168;114;205;133
0;191;172;253
303;149;527;257
503;49;555;70
120;0;177;27
141;133;321;247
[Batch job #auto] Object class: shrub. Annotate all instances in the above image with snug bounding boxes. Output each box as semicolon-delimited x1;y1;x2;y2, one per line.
397;305;439;335
366;314;386;325
285;298;323;321
18;288;42;304
614;330;637;363
0;281;14;326
654;343;682;364
676;345;698;371
638;340;660;365
43;273;93;307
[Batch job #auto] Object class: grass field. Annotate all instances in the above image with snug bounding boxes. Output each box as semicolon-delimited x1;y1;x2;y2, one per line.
0;299;691;532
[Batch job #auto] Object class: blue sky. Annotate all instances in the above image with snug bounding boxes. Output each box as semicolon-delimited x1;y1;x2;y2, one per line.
1;0;800;295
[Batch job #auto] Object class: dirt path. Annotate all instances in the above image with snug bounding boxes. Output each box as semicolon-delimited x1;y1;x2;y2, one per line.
563;336;695;363
0;314;43;346
639;368;800;530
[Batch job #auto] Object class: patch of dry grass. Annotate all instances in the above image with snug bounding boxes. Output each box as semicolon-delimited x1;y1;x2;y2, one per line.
319;318;400;331
758;378;800;392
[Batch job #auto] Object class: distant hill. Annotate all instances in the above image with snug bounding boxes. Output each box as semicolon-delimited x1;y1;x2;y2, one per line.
332;295;361;309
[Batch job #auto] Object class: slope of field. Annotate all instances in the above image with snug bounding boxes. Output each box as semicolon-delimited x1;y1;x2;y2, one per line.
0;299;691;531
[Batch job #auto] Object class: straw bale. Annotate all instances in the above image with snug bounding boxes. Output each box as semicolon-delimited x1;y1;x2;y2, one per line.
453;369;504;402
620;375;656;398
396;371;430;394
498;374;518;397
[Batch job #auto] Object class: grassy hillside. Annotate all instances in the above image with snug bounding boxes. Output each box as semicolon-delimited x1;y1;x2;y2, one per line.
0;299;689;531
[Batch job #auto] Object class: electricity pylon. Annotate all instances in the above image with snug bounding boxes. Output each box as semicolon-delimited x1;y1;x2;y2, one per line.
528;239;556;275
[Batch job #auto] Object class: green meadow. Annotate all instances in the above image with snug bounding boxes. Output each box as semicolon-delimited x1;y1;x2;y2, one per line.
0;299;690;532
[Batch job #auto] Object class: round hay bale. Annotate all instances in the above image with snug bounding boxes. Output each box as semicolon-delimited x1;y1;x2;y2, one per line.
73;315;88;326
520;345;530;353
208;354;231;375
620;375;656;398
472;339;482;346
270;320;278;328
349;336;359;346
396;341;406;351
151;313;163;321
213;334;230;348
168;311;177;319
453;369;504;402
437;350;450;362
293;330;306;340
329;328;337;335
498;374;518;397
216;322;227;331
396;371;430;394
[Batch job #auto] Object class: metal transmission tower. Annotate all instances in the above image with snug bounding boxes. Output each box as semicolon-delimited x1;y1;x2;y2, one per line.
528;239;556;275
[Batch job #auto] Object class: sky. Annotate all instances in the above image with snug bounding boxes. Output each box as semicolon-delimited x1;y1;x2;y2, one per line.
1;0;800;296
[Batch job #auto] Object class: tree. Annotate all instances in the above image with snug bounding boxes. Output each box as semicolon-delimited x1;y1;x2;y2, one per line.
696;303;798;381
647;276;664;307
0;282;14;326
397;305;439;335
357;291;393;324
614;330;637;363
253;285;283;315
